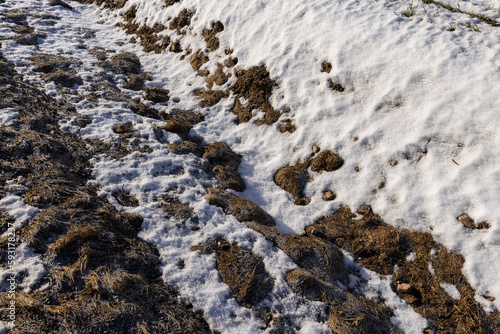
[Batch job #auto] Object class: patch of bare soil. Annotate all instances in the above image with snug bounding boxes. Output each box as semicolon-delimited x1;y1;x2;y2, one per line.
203;21;224;51
161;109;204;138
143;87;170;103
127;99;162;119
321;61;332;73
0;50;210;333
203;142;245;191
194;89;229;107
29;54;83;87
230;66;282;125
190;49;209;72
328;78;345;92
167;140;204;157
122;72;151;91
205;188;275;226
71;0;128;10
161;195;194;222
169;8;194;34
311;205;497;333
206;63;229;89
97;52;141;76
165;0;182;6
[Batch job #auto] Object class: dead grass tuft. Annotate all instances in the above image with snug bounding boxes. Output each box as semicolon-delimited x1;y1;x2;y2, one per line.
169;9;194;34
203;21;224;51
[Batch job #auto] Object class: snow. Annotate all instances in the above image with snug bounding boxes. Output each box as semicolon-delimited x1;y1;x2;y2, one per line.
440;282;462;300
2;0;500;332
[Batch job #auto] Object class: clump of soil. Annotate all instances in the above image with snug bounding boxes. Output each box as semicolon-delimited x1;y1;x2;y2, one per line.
280;119;296;133
230;66;282;125
29;54;82;86
167;141;204;157
161;195;194;222
192;238;274;306
88;48;107;60
321;61;332;73
97;52;141;76
127;99;162;119
190;49;209;72
203;142;245;191
165;0;182;6
89;77;130;102
122;72;151;90
144;87;170;103
203;21;224;51
311;206;497;333
161;109;204;137
42;70;83;87
206;63;229;89
194;89;228;107
457;213;490;230
225;57;238;68
169;8;194;34
328;78;345;92
310;150;344;172
274;160;309;198
205;188;275;226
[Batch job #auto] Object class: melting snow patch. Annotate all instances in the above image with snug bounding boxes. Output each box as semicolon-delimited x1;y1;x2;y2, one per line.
440;282;462;301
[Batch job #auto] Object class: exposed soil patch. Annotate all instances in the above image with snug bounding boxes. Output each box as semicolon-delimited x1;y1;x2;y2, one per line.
161;195;194;222
190;49;209;72
203;21;224;51
112;189;139;207
122;72;151;91
206;63;229;89
42;70;83;87
311;205;497;333
169;8;194;34
203;142;245;191
194;89;228;107
192;238;274;306
310;150;344;172
167;140;204;157
30;53;82;74
127;99;162;119
71;0;128;10
230;66;282;125
457;213;490;230
144;87;170;103
206;188;275;226
274;160;309;198
97;52;141;76
280;119;296;133
321;61;332;73
165;0;182;6
328;78;345;92
161;109;204;137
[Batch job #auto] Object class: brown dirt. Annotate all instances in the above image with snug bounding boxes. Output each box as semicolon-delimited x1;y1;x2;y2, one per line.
311;205;497;333
310;150;344;172
165;0;182;6
280;119;296;133
192;238;274;307
212;165;246;192
229;66;283;125
48;0;73;10
97;52;141;76
161;195;194;222
127;99;162;119
205;188;275;226
122;72;151;90
169;9;194;34
274;160;309;198
225;57;238;68
203;142;241;169
457;213;490;230
0;50;210;333
30;53;82;74
71;0;128;10
194;89;229;107
41;70;83;87
190;49;209;72
328;78;345;92
206;63;229;89
321;61;332;73
112;189;139;207
203;21;224;51
143;87;170;103
161;109;204;137
167;141;204;157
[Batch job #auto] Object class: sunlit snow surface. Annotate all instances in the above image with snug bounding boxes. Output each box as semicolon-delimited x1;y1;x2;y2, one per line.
1;0;500;332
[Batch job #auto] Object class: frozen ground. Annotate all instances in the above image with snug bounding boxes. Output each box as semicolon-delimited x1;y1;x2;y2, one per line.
1;0;500;332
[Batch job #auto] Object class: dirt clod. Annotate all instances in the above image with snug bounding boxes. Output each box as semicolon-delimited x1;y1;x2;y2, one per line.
312;145;320;154
322;191;336;201
169;9;194;33
321;61;332;73
328;79;345;92
144;87;170;103
122;72;151;90
167;141;204;157
274;161;309;199
390;160;398;166
310;150;344;172
203;21;224;51
97;52;141;76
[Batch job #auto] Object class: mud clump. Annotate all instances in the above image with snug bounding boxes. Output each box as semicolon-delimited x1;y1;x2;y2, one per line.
310;150;344;172
161;109;204;137
457;213;490;230
144;87;170;103
161;196;194;222
321;61;332;73
192;238;274;306
203;21;224;51
206;63;229;89
97;52;141;76
230;66;282;125
169;9;194;34
274;161;309;198
48;0;73;10
122;72;151;90
206;188;275;226
203;142;245;191
190;49;209;72
167;141;204;157
328;78;345;92
194;89;228;107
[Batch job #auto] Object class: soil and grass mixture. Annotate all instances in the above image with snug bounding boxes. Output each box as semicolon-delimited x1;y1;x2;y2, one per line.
1;0;499;333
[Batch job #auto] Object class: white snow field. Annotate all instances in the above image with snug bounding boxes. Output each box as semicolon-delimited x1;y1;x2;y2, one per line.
1;0;500;332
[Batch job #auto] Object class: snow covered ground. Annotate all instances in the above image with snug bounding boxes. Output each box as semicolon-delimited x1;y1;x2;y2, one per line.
1;0;500;332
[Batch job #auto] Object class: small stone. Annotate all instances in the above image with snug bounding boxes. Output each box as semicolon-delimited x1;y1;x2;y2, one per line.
312;145;320;154
191;226;200;231
390;160;398;167
311;228;318;235
355;166;360;172
113;123;133;134
397;283;413;294
322;191;336;201
457;213;475;229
